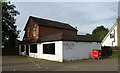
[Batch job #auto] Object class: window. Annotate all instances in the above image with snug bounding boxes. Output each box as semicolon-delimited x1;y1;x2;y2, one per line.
27;28;30;37
43;43;55;55
21;45;25;52
30;44;37;53
110;34;114;38
110;30;115;38
33;25;36;36
33;31;36;36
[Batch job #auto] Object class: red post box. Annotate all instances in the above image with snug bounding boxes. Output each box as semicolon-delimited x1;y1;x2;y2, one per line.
92;49;102;60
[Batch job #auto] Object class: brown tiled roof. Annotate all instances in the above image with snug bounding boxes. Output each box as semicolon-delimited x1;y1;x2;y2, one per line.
77;35;100;42
40;33;100;42
24;16;77;31
20;33;101;44
40;33;77;42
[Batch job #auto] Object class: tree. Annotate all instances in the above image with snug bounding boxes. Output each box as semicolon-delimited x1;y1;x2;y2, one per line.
92;25;109;41
2;1;20;53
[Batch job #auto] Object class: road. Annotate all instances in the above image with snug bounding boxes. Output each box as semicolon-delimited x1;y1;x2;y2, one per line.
2;55;119;71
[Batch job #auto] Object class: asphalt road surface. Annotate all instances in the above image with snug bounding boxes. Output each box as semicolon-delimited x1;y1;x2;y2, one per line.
2;55;119;71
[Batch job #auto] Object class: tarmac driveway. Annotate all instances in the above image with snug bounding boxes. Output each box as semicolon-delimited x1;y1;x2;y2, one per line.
2;55;119;71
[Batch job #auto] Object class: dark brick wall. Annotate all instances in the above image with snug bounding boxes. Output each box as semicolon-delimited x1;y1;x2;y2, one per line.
24;19;77;40
39;26;77;37
24;19;39;40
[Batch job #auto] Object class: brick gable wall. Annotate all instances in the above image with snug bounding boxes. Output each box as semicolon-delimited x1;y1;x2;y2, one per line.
24;19;77;40
24;19;39;40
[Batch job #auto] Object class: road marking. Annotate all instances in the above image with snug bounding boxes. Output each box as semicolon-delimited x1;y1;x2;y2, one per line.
27;58;41;69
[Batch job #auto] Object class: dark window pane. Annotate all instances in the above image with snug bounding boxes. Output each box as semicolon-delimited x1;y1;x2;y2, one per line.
21;45;25;52
110;34;114;38
43;43;55;55
110;30;115;38
30;44;37;53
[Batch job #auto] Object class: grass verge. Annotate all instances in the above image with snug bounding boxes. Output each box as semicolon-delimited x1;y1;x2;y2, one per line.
112;52;120;58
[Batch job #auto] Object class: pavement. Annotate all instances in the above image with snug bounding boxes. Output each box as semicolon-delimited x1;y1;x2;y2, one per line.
2;55;119;71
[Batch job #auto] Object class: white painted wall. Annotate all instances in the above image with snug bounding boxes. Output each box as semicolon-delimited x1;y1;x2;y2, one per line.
19;45;26;55
19;41;101;62
38;41;63;62
63;41;101;61
29;44;39;58
102;25;118;47
62;41;76;61
19;44;39;58
29;53;39;58
92;42;101;50
19;45;21;55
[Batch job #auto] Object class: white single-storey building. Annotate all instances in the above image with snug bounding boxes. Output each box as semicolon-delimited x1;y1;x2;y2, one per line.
19;16;101;62
19;33;101;62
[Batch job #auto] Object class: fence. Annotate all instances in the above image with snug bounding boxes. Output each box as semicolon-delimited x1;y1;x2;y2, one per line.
102;46;119;57
102;46;112;57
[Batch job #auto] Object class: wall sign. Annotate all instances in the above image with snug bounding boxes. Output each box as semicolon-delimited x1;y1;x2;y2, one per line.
64;43;75;49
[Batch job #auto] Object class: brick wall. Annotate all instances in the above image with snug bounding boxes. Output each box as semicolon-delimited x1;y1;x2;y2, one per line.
24;19;39;40
39;26;77;37
24;19;77;40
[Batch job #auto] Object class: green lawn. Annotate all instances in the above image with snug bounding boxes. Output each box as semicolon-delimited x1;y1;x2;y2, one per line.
112;52;120;58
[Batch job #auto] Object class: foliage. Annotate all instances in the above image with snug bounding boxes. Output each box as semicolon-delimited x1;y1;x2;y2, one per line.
86;25;109;41
92;25;109;41
2;1;20;49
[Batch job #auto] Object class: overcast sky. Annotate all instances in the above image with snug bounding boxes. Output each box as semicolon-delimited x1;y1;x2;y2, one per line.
10;1;118;40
